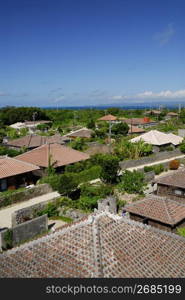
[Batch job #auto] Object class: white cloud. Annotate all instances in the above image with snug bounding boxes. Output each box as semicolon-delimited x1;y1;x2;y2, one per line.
154;23;175;46
135;89;185;99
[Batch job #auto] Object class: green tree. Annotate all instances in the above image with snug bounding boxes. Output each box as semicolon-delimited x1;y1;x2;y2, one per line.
111;122;129;136
86;119;95;129
58;173;79;196
99;154;120;183
70;137;87;151
117;170;146;194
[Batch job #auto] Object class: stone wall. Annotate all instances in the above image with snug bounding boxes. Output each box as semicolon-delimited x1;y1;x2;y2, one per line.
12;197;60;227
0;184;52;208
12;214;48;247
97;196;117;214
0;215;48;250
119;149;182;170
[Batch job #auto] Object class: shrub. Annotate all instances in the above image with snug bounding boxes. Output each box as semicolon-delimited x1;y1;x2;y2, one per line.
80;183;113;198
153;164;164;175
180;142;185;153
169;159;180;170
39;174;60;191
117;170;146;194
58;173;79;196
177;227;185;237
77;166;102;183
117;199;127;211
77;196;99;211
144;166;153;173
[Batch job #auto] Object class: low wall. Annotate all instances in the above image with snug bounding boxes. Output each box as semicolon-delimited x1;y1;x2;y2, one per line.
0;215;48;250
12;197;60;227
119;149;182;170
12;214;48;247
0;184;52;208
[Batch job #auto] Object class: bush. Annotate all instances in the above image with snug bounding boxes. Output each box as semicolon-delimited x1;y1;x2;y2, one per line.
39;174;60;191
77;196;99;211
37;202;58;217
117;199;127;211
169;159;180;170
96;154;120;184
180;141;185;153
80;183;113;198
117;170;146;194
58;173;79;196
77;166;102;183
177;227;185;237
144;164;164;175
153;164;164;175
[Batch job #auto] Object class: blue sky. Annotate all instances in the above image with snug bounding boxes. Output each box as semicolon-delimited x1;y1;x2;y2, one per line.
1;0;185;107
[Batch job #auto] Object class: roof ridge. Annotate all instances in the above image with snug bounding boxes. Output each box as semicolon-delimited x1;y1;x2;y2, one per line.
162;198;175;224
11;157;39;169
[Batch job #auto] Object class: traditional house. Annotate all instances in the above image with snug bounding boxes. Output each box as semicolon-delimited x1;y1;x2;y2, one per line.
98;114;117;121
125;195;185;232
128;124;145;135
65;128;93;139
15;143;90;174
124;117;157;128
0;211;185;277
0;156;40;191
145;110;161;116
154;169;185;204
166;112;179;120
4;134;70;150
130;130;183;152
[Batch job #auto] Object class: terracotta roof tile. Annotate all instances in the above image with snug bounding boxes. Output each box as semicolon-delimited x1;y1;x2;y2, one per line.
66;128;93;138
0;212;185;278
15;143;90;168
0;157;39;179
155;170;185;189
98;114;117;121
125;195;185;225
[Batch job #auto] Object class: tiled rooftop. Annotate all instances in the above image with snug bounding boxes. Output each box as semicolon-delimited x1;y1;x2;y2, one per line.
155;169;185;189
125;195;185;225
15;143;90;168
0;157;39;180
0;211;185;278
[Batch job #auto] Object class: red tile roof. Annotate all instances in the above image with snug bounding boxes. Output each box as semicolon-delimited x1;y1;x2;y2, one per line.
98;114;117;121
128;125;146;134
66;128;93;138
124;117;155;125
0;211;185;277
155;170;185;189
125;195;185;225
0;157;39;180
5;134;68;149
15;143;90;168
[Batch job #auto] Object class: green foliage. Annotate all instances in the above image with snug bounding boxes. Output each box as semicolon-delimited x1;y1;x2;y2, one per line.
0;146;24;157
177;227;185;237
39;174;60;191
117;170;146;194
3;229;13;250
0;106;49;125
70;137;88;151
114;139;152;160
77;166;102;183
86;119;95;129
111;122;129;136
144;164;164;175
76;196;99;211
180;139;185;153
94;127;107;139
94;154;120;184
37;202;58;217
80;183;113;198
58;173;79;196
117;199;127;211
